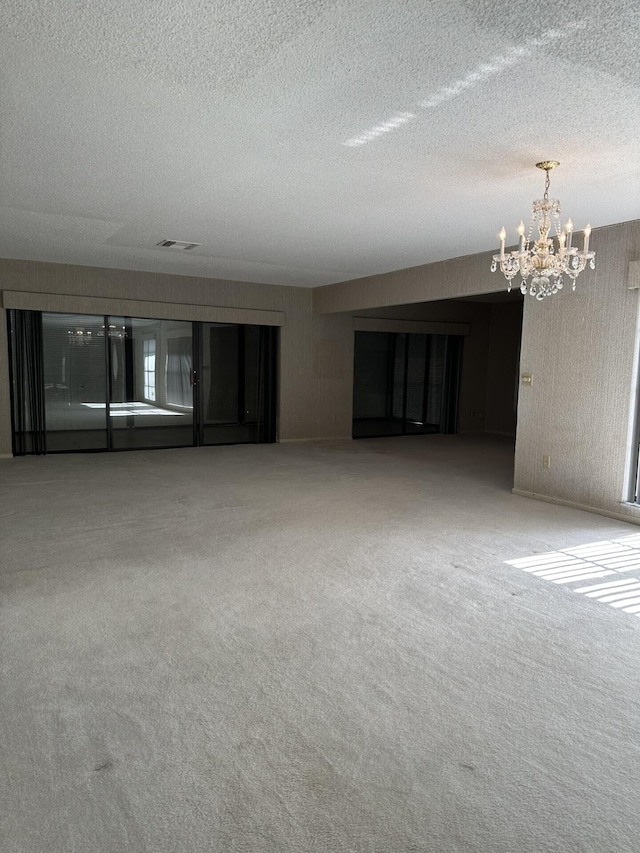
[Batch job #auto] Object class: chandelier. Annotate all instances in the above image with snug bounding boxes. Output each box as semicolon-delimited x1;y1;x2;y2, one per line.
491;161;595;300
67;324;127;345
67;327;95;346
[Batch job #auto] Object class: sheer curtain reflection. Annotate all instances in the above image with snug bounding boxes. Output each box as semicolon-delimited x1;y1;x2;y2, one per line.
8;312;276;453
8;309;46;454
166;337;193;408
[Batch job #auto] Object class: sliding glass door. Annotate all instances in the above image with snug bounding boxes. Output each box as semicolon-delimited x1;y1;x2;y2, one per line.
8;310;278;454
42;312;109;451
199;323;277;445
352;331;462;438
109;317;195;450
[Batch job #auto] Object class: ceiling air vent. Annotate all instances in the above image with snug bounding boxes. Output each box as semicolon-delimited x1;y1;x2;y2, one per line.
156;239;200;251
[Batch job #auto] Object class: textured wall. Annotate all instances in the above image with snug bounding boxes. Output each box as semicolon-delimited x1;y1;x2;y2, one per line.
0;259;349;454
514;221;640;518
315;220;640;519
3;219;640;524
314;251;496;314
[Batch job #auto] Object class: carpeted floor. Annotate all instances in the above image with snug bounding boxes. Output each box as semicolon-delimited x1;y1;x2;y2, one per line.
2;434;640;852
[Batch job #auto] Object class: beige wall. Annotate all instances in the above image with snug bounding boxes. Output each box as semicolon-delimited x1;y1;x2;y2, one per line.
314;220;640;520
514;221;640;520
3;219;640;525
314;251;496;315
0;258;350;454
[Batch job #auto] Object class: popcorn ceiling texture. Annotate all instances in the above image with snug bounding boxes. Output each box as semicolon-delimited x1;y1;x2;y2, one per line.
463;0;640;88
0;0;639;284
2;0;338;91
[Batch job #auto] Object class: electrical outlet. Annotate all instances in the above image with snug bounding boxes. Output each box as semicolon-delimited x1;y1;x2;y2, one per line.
521;373;533;386
542;455;551;469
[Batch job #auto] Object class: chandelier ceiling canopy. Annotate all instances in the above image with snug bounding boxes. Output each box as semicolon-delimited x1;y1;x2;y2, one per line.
491;161;595;301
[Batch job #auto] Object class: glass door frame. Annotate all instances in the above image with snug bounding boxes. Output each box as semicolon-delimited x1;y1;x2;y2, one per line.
196;322;278;447
9;309;278;454
352;330;462;439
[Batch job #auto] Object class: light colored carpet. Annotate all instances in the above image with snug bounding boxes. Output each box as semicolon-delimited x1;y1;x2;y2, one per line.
2;434;640;852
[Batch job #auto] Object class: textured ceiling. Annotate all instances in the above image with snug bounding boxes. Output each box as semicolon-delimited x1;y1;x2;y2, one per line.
1;0;639;287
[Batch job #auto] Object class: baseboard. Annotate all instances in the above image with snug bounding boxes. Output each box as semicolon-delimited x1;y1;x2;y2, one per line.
485;430;516;438
279;436;352;443
512;488;640;526
0;454;14;459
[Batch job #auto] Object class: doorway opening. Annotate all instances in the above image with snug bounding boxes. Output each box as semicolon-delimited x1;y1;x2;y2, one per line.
352;331;462;438
351;292;524;447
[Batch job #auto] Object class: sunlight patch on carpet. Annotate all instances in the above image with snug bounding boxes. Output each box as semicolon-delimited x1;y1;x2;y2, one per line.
505;533;640;618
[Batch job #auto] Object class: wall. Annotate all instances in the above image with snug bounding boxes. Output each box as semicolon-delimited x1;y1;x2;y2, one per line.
484;301;523;437
3;219;640;525
314;219;640;521
314;251;496;315
0;258;351;455
514;221;640;520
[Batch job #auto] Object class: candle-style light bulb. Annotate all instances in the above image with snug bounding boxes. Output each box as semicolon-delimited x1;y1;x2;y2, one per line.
517;220;525;252
498;227;506;259
583;223;591;254
565;217;573;250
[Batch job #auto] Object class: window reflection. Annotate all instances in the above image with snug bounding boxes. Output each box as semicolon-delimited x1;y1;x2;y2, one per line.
110;317;194;449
